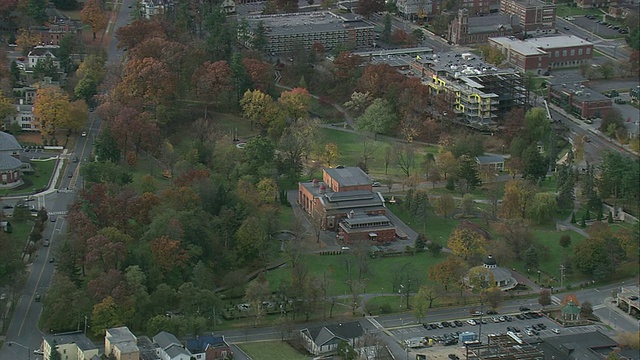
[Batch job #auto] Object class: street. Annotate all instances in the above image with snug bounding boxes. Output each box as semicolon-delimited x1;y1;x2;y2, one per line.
0;0;125;356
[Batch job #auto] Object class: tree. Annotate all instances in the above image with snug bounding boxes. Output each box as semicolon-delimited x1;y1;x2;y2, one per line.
435;194;455;217
456;155;481;192
278;87;311;121
192;61;232;115
337;340;358;360
356;0;384;18
447;226;487;261
559;234;572;249
94;125;121;163
33;86;71;137
479;45;505;65
524;245;539;270
580;301;593;317
244;273;271;326
344;91;373;117
242;58;273;94
81;0;107;41
356;98;397;134
521;145;547;181
523;107;551;143
116;57;177;106
321;142;339;168
150;236;189;273
527;192;557;225
599;61;615;79
538;289;551;308
436;151;457;179
16;29;40;56
92;296;121;336
429;256;467;291
67;100;88;132
240;89;275;131
0;90;16;121
500;179;536;219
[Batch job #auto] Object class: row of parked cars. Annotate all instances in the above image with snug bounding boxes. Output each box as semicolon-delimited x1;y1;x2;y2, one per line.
585;15;629;34
423;320;464;329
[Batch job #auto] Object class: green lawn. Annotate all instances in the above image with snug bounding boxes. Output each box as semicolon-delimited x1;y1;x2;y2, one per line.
265;251;447;296
555;5;604;18
238;341;310;360
7;220;32;247
1;159;56;196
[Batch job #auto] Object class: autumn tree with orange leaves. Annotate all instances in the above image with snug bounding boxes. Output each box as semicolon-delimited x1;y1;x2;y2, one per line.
81;0;107;41
151;236;189;273
192;60;233;115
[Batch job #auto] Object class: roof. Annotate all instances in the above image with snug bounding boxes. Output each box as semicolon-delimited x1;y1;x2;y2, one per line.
527;35;592;50
490;36;548;56
107;327;139;353
532;331;619;360
153;331;181;350
467;13;517;34
0;132;22;151
185;334;229;353
484;254;497;266
137;336;161;360
44;331;98;352
561;301;581;314
549;82;609;103
245;11;373;37
114;340;139;354
324;167;372;187
476;155;504;164
301;321;364;347
0;155;23;170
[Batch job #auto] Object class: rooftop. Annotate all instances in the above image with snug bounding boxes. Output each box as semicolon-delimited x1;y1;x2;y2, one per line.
44;331;98;352
467;13;518;34
244;11;373;36
527;35;592;49
532;331;619;360
324;166;372;187
549;82;609;102
490;37;548;56
0;131;22;151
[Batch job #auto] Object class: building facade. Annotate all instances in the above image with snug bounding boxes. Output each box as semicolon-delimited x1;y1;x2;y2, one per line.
547;82;612;119
105;327;139;360
575;0;615;9
500;0;556;33
41;331;99;360
489;35;593;72
32;19;82;45
240;12;374;54
448;9;520;45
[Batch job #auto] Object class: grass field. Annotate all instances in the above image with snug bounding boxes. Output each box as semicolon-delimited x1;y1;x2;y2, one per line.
238;341;310;360
264;251;448;296
1;159;57;196
7;220;32;247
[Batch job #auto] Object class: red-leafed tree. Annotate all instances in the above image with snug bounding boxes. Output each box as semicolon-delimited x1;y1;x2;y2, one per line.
397;77;431;119
115;18;167;50
331;52;364;97
173;169;211;187
85;234;126;272
192;60;233;114
357;63;406;101
275;0;298;12
150;236;189;272
356;0;384;18
116;57;177;105
242;58;273;93
0;0;17;18
86;269;126;302
110;107;160;155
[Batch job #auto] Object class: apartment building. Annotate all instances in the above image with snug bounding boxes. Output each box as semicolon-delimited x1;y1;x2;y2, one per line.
500;0;556;33
31;19;82;46
105;327;139;360
410;52;528;125
41;331;100;360
489;35;593;72
575;0;615;9
240;12;374;54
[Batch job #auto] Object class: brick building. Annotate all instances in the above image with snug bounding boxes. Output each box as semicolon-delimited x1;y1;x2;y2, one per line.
575;0;615;9
298;167;400;244
31;20;81;46
547;82;612;119
489;35;593;72
448;9;520;45
500;0;556;33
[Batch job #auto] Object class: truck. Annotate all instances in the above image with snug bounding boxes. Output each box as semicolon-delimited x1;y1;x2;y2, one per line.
459;332;478;344
405;337;425;348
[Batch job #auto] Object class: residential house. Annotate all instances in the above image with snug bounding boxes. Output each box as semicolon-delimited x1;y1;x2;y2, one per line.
475;154;505;171
32;19;82;45
300;321;365;356
27;45;61;70
105;327;140;360
185;334;233;360
608;2;639;19
153;332;191;360
0;131;24;188
489;35;593;73
140;0;175;19
41;331;100;360
448;9;520;45
500;0;556;33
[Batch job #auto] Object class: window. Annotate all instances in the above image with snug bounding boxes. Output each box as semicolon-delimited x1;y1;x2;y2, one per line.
586;48;590;54
578;48;583;55
555;51;559;57
562;50;567;56
570;49;575;56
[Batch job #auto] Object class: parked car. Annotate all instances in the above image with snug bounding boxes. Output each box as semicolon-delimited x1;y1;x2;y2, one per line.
467;319;477;326
43;240;49;247
486;310;498;315
519;306;530;312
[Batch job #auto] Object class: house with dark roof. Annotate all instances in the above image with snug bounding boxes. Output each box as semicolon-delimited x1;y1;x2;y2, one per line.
185;334;232;360
41;331;100;360
448;8;520;45
153;331;191;360
531;331;625;360
300;321;364;356
0;131;24;188
27;45;60;70
475;154;505;171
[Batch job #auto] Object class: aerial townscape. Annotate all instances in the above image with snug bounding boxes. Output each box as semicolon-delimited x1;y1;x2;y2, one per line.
0;0;638;359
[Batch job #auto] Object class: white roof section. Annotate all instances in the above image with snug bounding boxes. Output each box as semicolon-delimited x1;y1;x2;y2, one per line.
490;37;547;56
527;35;592;49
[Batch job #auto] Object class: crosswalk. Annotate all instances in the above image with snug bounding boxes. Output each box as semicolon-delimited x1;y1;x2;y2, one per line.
551;296;561;305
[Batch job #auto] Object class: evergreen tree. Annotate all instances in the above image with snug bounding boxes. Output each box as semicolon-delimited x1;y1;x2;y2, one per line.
557;164;575;209
570;212;576;223
597;207;603;221
404;188;414;213
608;211;614;223
94;125;121;163
524;245;539;269
580;213;587;227
457;155;481;191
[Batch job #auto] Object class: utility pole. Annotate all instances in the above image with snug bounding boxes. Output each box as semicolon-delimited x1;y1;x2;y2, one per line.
84;315;88;335
559;265;565;289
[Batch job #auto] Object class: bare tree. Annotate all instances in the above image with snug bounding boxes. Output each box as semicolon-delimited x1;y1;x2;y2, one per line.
394;143;415;177
360;133;378;171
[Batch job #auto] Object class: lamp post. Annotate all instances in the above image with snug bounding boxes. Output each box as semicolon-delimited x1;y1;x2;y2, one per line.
7;341;30;360
537;270;541;284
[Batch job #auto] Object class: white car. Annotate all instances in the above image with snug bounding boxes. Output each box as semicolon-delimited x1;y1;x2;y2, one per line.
467;319;477;326
552;328;560;334
81;131;87;137
33;350;44;355
564;16;575;21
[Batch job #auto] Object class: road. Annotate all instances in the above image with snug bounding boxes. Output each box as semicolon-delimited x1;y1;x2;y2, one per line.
0;0;128;356
557;17;630;61
369;13;455;54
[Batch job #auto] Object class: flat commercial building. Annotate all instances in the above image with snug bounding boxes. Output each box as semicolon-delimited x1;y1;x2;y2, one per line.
547;81;611;119
410;52;528;125
240;11;374;54
489;35;593;72
500;0;556;33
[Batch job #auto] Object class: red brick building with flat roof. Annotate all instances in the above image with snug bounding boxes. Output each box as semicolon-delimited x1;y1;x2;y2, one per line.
500;0;556;33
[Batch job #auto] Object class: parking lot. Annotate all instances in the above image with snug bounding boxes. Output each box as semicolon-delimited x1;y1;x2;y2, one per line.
572;16;627;38
391;311;604;346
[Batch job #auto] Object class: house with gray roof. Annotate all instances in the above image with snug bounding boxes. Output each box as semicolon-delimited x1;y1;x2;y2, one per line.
153;331;192;360
0;131;24;188
41;331;100;360
475;154;505;171
105;326;139;360
300;321;365;356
